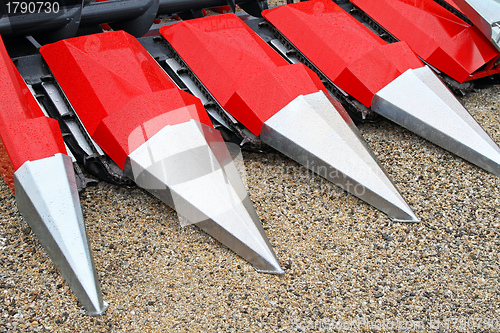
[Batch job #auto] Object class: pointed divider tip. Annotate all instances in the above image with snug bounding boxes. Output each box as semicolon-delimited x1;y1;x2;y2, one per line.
124;119;283;274
372;66;500;176
260;91;419;222
14;153;107;315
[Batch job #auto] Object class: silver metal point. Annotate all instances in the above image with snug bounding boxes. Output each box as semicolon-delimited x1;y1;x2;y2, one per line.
260;91;419;222
14;153;107;316
372;66;500;176
452;0;500;51
124;120;283;274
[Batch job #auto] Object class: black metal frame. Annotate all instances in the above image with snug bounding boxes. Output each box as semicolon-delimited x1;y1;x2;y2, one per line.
0;0;269;42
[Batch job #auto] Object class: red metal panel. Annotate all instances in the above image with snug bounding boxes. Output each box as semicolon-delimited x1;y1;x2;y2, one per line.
40;31;211;169
160;14;327;135
351;0;500;83
262;0;424;107
0;37;66;191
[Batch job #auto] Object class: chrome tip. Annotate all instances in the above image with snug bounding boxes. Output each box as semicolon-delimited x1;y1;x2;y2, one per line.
86;301;109;316
260;91;419;222
258;263;285;275
373;66;500;177
390;216;421;223
125;120;283;274
14;153;107;315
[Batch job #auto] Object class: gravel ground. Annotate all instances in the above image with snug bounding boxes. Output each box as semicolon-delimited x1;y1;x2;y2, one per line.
1;83;499;332
1;8;500;333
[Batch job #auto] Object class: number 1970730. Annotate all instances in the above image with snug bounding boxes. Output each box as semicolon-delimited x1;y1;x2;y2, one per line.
6;2;60;14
